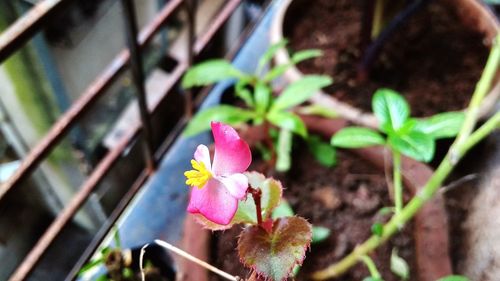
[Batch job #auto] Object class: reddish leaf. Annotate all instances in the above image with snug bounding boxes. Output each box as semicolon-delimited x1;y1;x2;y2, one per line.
238;217;312;281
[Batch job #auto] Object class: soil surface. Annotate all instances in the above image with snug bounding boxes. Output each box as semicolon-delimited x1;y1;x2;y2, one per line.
287;0;489;117
209;145;416;281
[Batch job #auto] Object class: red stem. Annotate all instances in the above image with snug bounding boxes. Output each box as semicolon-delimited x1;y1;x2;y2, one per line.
249;187;263;226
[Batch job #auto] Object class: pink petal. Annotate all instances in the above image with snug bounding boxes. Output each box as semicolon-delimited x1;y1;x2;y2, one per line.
194;144;212;171
217;173;248;200
187;178;238;225
211;122;251;175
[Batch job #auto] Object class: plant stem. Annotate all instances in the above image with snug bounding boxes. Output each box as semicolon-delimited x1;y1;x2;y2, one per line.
312;35;500;280
360;255;382;279
371;0;385;39
392;150;403;218
249;187;263;226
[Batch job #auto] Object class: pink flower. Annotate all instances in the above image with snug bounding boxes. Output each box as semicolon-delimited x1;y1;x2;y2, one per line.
185;122;252;225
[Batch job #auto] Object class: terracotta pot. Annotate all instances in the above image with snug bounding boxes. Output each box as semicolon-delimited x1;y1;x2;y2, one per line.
179;116;452;281
270;0;500;129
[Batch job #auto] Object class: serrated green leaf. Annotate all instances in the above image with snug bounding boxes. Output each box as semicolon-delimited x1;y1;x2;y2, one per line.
308;135;336;167
194;173;283;230
296;104;338;119
389;131;435;162
312;226;331;244
331;127;385;148
272;200;295;219
391;248;410;280
371;223;383;237
372;89;410;132
267;111;307;137
235;79;254;107
257;39;288;74
182;60;246;88
271;75;332;112
413;112;465;139
292;49;323;64
183;105;255;136
238;217;312;281
437;275;470;281
276;128;293;172
254;82;271;114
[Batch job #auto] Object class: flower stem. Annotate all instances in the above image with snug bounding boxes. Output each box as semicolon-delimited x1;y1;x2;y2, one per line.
312;35;500;280
392;150;403;218
249;187;263;226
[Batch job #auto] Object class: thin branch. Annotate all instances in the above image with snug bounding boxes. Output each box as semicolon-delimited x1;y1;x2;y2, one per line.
154;239;239;281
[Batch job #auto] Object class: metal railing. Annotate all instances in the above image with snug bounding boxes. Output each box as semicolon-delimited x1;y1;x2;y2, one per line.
0;0;250;279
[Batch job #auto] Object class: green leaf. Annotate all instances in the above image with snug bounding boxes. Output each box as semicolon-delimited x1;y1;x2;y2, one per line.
331;127;385;148
437;275;470;281
78;258;105;276
389;131;435;162
296;104;338;119
195;173;283;230
235;79;254;107
391;248;410;280
95;274;110;281
183;105;255;136
276;128;293;172
363;277;384;281
292;49;323;64
254;82;271;114
122;267;134;278
372;89;410;132
113;227;121;249
182;59;245;88
263;64;292;82
267;111;308;137
271;75;332;112
238;217;312;281
272;200;295;219
312;226;331;244
257;39;288;74
413;112;465;139
371;223;383;237
308;135;336;167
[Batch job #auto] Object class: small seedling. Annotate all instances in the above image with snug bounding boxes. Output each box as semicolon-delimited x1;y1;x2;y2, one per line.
182;40;335;171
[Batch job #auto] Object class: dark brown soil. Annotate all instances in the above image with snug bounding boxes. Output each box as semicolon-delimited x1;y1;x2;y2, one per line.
287;0;489;117
209;146;416;281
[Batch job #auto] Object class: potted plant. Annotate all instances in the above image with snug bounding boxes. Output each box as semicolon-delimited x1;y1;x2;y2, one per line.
173;38;500;280
269;0;499;128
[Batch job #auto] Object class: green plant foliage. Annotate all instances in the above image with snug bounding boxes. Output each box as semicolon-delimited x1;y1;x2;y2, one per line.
413;112;465;139
390;249;409;280
372;88;410;132
292;49;323;64
276;128;293;172
267;111;307;137
183;105;255;136
311;226;331;244
437;276;470;281
271;75;332;112
388;131;434;162
363;278;384;281
238;217;312;281
308;135;337;167
257;39;289;74
272;200;295;219
371;223;384;237
181;60;246;88
254;81;271;114
331;127;385;148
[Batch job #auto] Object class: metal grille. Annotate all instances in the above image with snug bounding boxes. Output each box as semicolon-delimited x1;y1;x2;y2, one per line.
0;0;262;279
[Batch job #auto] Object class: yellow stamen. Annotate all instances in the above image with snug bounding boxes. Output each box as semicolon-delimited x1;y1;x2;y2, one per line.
184;159;212;189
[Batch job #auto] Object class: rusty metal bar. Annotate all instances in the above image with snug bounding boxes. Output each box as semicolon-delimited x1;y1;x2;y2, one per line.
122;0;157;172
8;1;243;278
0;0;72;63
0;0;184;201
184;0;197;117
